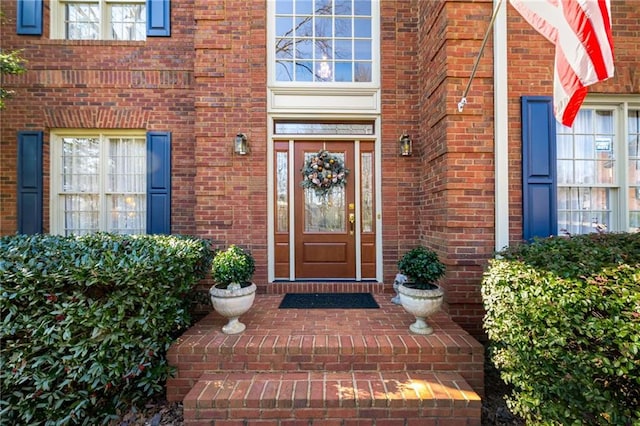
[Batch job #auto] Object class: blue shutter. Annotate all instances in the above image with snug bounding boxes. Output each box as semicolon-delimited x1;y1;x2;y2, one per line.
147;132;171;234
17;131;43;234
147;0;171;36
522;96;557;240
17;0;43;35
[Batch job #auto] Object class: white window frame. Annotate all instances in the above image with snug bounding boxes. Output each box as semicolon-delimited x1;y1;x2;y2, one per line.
557;96;640;234
50;0;146;41
50;130;147;236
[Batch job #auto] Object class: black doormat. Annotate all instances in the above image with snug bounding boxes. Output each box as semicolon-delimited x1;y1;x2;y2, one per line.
279;293;379;309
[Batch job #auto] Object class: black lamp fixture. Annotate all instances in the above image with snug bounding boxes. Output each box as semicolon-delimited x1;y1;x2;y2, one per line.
399;133;412;157
234;133;248;155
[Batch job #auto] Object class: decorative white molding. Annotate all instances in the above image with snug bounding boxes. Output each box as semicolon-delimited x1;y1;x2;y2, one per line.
494;0;510;252
268;88;380;114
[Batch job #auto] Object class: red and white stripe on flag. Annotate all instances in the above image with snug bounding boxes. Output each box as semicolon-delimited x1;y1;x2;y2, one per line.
509;0;615;127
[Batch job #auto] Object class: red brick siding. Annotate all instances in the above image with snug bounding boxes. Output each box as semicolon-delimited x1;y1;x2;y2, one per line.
191;0;269;286
1;0;638;338
506;0;640;244
0;0;198;236
379;0;421;278
413;0;495;337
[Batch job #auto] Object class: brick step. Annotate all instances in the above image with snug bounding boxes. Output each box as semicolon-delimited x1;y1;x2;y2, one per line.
183;371;481;425
170;332;477;371
167;296;484;402
167;326;482;402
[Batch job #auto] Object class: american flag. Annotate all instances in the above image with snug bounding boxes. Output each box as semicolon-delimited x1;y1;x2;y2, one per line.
510;0;615;127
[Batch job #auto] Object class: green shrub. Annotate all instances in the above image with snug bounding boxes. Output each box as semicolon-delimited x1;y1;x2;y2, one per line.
211;244;255;289
483;233;640;425
397;246;446;289
0;233;213;425
498;232;640;278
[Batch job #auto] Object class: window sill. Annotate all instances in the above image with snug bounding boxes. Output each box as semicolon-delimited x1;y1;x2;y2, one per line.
39;39;147;47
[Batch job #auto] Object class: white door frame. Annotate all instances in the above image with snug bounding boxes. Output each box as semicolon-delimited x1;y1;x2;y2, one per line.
266;116;382;282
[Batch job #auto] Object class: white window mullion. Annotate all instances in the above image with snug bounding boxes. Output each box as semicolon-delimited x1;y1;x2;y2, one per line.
100;1;108;40
99;134;108;232
619;102;630;231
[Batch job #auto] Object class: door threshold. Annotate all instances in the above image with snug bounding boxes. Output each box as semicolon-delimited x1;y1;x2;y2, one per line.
273;279;379;282
266;280;387;294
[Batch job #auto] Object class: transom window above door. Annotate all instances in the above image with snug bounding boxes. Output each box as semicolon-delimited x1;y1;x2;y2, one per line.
274;0;374;83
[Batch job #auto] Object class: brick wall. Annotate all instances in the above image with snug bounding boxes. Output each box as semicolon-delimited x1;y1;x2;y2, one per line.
413;0;496;337
0;0;198;236
191;0;269;284
1;0;638;338
379;0;421;279
413;0;640;337
507;0;640;243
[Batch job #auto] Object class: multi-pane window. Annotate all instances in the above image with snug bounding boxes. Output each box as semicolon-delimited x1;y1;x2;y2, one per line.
556;102;640;234
54;0;145;40
274;0;374;83
51;133;146;235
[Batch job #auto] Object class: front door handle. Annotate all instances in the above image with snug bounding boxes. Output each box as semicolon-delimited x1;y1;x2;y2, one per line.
349;213;355;235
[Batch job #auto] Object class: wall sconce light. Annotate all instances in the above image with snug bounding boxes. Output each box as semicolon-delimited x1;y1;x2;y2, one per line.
234;133;248;155
399;134;412;157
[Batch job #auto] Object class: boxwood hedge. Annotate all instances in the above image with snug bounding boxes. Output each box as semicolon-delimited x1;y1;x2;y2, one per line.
0;233;213;425
482;233;640;425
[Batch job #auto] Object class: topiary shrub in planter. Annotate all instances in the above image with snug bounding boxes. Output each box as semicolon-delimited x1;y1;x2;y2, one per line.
0;233;213;425
396;246;446;335
397;246;446;289
211;244;255;290
209;245;257;334
482;233;640;425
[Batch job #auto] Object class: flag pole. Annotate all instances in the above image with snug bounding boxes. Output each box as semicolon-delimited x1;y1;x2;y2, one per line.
458;0;504;112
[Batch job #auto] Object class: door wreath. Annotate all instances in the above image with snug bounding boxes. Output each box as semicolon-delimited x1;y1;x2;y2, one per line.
300;149;349;197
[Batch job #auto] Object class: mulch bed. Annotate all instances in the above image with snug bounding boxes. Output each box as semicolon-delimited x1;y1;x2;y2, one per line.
110;399;183;426
481;352;526;425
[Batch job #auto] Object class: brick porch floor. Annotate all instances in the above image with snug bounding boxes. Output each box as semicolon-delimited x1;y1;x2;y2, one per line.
166;288;483;425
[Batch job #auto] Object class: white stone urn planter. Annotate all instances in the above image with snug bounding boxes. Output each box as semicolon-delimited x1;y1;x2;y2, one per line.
391;273;407;304
209;282;257;334
397;283;444;335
